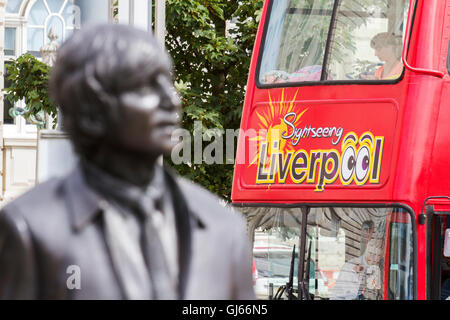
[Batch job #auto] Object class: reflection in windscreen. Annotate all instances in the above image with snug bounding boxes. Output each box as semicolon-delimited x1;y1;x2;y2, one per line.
254;249;298;278
241;206;414;300
247;207;302;299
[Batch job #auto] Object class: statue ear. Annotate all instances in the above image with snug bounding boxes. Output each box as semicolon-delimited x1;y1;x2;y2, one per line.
78;112;107;138
60;100;107;139
82;64;114;138
61;114;73;133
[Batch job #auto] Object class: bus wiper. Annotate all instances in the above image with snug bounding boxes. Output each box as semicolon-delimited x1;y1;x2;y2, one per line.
273;245;297;300
302;240;312;300
298;240;312;300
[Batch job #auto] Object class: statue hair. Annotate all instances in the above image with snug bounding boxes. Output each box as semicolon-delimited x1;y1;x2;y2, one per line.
50;23;172;160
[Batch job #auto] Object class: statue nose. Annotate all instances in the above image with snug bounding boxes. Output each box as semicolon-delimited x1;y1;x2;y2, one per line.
160;90;180;112
158;79;180;111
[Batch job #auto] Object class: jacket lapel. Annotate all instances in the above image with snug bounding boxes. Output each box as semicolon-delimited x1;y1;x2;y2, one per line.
163;169;209;299
102;204;152;299
163;170;191;299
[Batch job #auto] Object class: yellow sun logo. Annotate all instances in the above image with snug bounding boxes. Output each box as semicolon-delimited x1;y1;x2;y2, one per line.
249;88;308;167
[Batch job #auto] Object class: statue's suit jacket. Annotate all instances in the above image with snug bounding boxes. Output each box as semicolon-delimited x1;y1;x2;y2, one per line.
0;166;255;300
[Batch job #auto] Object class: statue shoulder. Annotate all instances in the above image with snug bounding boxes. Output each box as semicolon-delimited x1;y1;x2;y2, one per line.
174;175;245;226
0;176;63;221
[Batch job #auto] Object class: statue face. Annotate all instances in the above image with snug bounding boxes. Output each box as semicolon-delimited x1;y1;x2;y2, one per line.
118;68;181;156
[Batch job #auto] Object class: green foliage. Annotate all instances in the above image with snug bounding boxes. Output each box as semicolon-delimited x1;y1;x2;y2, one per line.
164;0;392;200
2;54;57;129
113;0;118;18
164;0;264;201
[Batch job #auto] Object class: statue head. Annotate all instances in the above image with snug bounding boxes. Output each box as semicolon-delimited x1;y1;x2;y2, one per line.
50;23;181;163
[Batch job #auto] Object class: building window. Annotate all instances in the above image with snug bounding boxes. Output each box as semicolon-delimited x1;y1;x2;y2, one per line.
27;0;78;57
6;0;23;14
4;28;16;56
3;0;81;135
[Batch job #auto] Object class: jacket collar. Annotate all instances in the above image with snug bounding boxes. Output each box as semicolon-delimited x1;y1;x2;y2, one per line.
63;165;104;231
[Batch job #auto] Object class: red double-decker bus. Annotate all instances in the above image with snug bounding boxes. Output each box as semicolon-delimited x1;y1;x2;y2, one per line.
232;0;450;300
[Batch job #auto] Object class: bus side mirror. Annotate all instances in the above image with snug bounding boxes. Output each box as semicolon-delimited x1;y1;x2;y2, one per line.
445;229;450;257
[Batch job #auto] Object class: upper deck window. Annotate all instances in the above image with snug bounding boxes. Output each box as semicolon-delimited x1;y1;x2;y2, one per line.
258;0;410;86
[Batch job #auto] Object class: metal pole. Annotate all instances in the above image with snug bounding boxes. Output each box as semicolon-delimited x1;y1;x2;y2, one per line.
118;0;131;24
76;0;110;25
132;0;149;31
155;0;165;46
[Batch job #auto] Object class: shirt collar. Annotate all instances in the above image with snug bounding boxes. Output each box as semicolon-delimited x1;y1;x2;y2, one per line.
81;162;165;216
63;164;205;231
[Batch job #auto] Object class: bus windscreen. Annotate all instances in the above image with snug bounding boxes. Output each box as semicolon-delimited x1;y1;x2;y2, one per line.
242;205;414;300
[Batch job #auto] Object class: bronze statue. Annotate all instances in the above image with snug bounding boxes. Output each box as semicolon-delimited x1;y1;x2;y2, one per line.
0;24;255;300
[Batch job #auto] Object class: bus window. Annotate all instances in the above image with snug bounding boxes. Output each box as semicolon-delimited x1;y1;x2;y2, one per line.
308;207;389;300
443;224;450;300
249;207;303;299
388;218;414;300
258;0;410;85
327;0;407;81
259;0;333;84
243;206;415;300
